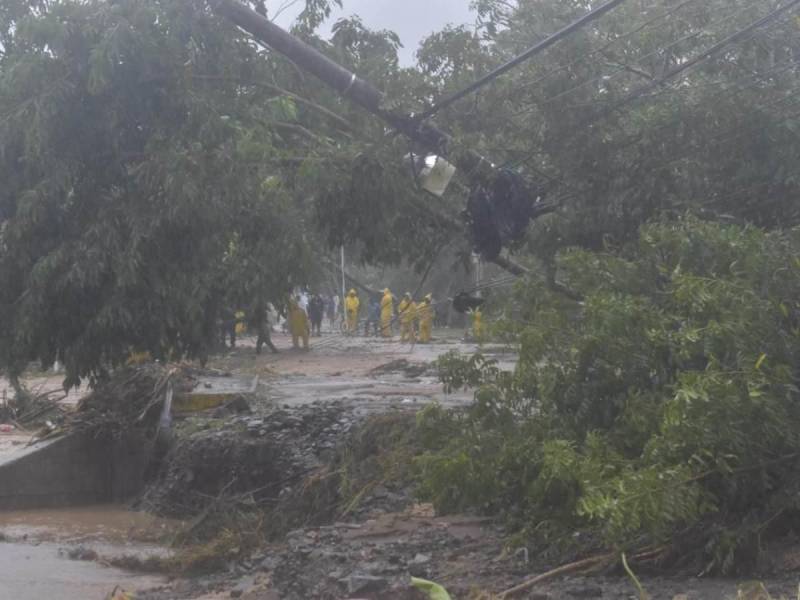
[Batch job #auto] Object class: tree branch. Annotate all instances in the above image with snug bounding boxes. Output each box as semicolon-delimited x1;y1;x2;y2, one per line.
191;74;354;133
543;258;584;302
490;253;530;277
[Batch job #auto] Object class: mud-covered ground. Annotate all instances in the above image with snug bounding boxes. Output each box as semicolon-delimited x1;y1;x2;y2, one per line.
134;331;800;599
4;328;800;599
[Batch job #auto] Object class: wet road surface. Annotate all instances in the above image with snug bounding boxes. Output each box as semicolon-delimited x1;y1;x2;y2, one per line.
0;505;179;600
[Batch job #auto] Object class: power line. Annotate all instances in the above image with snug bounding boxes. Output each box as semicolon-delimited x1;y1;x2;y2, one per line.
502;3;799;181
509;83;800;227
517;55;800;166
517;0;767;116
600;0;800;118
492;1;783;179
415;0;630;121
514;0;702;93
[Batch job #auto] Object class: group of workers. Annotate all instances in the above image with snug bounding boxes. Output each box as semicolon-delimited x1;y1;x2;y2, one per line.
226;285;476;353
344;288;435;343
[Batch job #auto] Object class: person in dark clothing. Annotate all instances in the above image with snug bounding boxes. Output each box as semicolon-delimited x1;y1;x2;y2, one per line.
325;295;336;330
221;307;237;348
250;301;279;354
308;294;325;336
364;296;381;337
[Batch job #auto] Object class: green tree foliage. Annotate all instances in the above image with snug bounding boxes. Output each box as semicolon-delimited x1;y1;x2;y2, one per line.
0;0;482;388
0;0;313;386
419;218;800;572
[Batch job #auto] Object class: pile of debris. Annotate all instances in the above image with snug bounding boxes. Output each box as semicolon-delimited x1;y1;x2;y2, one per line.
140;401;361;523
68;363;236;437
267;503;503;599
369;359;435;379
68;363;173;438
0;384;68;434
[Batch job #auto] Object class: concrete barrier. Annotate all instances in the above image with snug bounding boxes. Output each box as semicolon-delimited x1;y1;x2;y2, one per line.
0;431;151;510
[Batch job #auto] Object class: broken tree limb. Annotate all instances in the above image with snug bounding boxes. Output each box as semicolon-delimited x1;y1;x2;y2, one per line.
543;257;584;302
490;253;530;277
498;553;615;598
412;239;453;298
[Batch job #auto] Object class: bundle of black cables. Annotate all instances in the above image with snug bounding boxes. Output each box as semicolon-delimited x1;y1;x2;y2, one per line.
466;169;553;259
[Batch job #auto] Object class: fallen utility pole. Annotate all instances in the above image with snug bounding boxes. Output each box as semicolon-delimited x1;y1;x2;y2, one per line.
212;0;545;274
214;0;494;181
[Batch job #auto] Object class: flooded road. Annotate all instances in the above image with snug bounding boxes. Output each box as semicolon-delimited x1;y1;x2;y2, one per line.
0;505;179;600
0;504;180;544
210;329;517;412
0;328;513;599
0;541;165;600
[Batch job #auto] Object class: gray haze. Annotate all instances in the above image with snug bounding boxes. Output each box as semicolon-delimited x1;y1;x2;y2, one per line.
272;0;476;65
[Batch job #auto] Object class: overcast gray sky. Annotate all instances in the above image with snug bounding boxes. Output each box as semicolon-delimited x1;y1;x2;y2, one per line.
272;0;476;65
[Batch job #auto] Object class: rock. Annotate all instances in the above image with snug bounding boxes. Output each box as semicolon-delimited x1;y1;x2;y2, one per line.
259;556;279;572
63;546;98;561
214;395;252;417
410;553;431;565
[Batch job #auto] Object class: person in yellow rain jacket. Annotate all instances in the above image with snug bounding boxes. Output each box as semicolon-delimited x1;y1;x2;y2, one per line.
397;292;417;342
470;307;483;343
380;288;394;338
417;293;433;343
234;310;246;336
288;297;310;350
345;289;360;333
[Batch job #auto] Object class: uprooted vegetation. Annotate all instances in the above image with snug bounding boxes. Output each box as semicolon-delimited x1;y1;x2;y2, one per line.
135;402;421;574
416;219;800;575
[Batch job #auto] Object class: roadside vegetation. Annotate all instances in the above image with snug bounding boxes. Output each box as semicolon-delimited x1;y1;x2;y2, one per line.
421;219;800;573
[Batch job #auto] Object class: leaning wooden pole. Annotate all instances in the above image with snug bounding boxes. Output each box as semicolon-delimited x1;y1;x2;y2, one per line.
212;0;492;180
211;0;537;278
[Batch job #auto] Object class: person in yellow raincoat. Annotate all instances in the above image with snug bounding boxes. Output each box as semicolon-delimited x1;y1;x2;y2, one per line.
397;292;417;342
345;289;360;333
417;293;433;343
288;297;310;350
470;307;483;343
234;310;246;336
380;288;394;338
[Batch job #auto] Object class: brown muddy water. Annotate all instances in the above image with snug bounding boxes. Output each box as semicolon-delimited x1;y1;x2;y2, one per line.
0;505;179;600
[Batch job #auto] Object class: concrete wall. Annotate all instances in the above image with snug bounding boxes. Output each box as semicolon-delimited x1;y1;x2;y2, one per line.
0;431;151;510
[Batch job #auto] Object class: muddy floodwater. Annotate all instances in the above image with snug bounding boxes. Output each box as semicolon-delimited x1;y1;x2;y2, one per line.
0;541;164;600
0;505;178;600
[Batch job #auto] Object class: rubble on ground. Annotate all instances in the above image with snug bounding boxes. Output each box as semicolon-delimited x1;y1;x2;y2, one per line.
368;359;436;379
139;401;361;520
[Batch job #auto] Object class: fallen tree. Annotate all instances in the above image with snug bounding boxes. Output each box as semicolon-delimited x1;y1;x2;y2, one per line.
417;217;800;574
